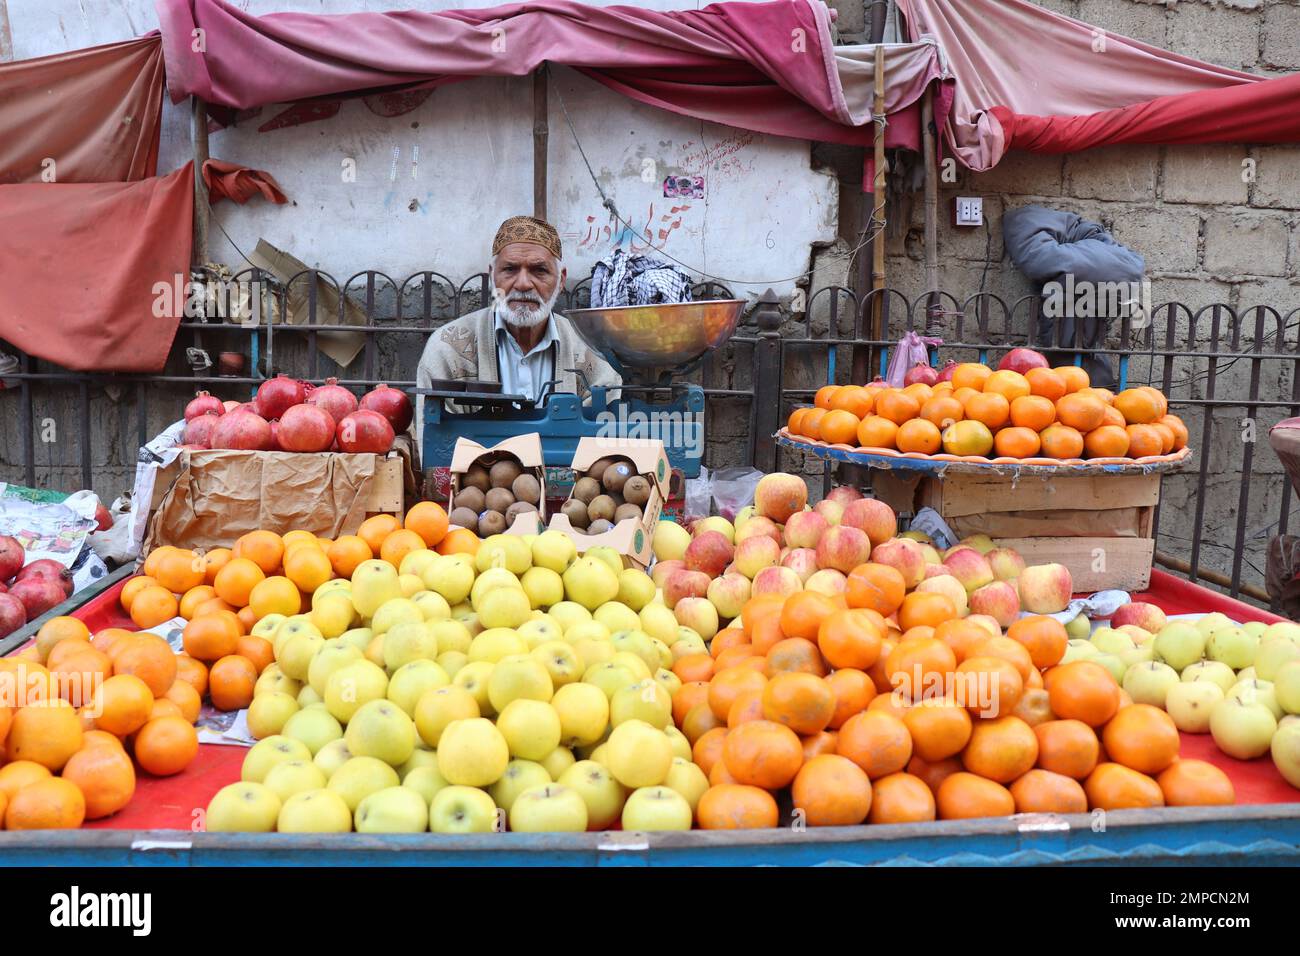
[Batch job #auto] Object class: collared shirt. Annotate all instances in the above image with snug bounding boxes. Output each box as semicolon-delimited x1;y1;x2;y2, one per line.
493;309;558;405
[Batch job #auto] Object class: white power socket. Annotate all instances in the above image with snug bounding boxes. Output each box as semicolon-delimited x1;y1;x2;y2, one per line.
955;196;984;227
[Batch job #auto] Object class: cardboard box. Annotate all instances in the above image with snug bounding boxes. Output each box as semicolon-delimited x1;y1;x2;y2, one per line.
448;433;547;536
145;449;404;554
546;437;672;569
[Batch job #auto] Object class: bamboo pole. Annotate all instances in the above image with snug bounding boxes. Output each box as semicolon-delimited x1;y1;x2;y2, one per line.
533;69;549;221
922;85;939;334
191;96;210;267
870;46;887;349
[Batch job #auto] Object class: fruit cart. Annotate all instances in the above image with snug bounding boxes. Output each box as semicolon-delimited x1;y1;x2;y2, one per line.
3;570;1297;867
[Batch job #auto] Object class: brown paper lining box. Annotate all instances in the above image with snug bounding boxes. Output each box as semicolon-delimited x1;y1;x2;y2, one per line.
911;470;1161;592
546;437;672;569
448;433;547;536
146;448;405;554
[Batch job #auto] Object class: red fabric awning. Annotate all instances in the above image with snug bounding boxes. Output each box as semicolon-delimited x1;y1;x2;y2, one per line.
154;0;946;149
0;36;165;185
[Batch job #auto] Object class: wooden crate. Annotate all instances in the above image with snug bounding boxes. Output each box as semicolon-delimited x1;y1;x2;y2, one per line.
905;471;1161;592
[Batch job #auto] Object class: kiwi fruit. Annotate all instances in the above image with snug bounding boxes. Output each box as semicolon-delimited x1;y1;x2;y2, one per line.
586;457;616;482
614;503;643;524
512;473;541;505
601;461;634;495
453;486;486;514
560;498;591;529
572;476;601;504
622;475;650;507
587;494;617;523
587;518;614;535
485;487;516;513
489;459;523;489
450;506;480;530
463;463;490;492
478;510;507;536
505;501;538;524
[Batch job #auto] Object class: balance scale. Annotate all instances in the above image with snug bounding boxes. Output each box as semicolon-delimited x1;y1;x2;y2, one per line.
420;299;745;478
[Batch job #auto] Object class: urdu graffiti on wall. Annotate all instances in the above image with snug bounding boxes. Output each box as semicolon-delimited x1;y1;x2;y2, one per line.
565;203;693;252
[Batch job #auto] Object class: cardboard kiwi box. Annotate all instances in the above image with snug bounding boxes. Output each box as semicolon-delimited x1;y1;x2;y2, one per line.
545;437;671;568
446;433;546;536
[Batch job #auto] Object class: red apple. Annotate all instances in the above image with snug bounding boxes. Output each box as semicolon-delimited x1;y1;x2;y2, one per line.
754;473;808;524
683;531;734;578
780;548;819;583
825;486;863;507
663;569;712;609
814;526;872;574
751;566;803;598
840;498;898;548
783;511;828;550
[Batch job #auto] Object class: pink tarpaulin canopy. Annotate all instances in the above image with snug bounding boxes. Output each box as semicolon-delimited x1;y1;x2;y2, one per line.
155;0;947;148
896;0;1294;170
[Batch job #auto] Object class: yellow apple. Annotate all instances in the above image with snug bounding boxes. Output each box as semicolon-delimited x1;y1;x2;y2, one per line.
323;659;389;723
604;720;673;788
242;735;312;783
278;789;352;833
327;755;400;811
246;692;300;739
437;718;510;787
345;699;417;766
387;660;451;716
355;785;429;833
205;782;281;832
496;699;563;760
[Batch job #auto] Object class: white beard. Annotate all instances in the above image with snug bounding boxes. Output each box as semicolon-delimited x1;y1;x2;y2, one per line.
496;283;560;330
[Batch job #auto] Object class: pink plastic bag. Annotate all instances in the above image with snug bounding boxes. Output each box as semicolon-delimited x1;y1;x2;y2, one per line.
885;330;943;387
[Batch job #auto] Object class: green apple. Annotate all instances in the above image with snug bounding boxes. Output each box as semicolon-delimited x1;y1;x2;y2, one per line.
205;781;281;833
1243;620;1268;639
734;506;756;529
650;638;673;670
1265;621;1300;645
663;726;692;762
1181;660;1237;693
563;558;621;611
1091;627;1136;658
1165;681;1224;733
470;567;522;609
509;783;588;832
570;638;613;670
403;764;451;804
1226;679;1282;719
310;594;356;639
594;602;641;635
313;738;353;779
313;578;352;602
327;756;401;812
436;650;469;680
610;632;659;674
430;619;472;655
397;747;439;778
549;601;593;633
282;702;345;754
695;517;735;543
1153;622;1207;673
1061;640;1100;665
355;785;429;833
539;745;576;781
399;548;440;579
616;569;656;612
1091;653;1126;684
254;664;301;700
1064;614;1091;641
655;668;683;700
323;659;389;723
297;685;324;708
551;682;611;746
279;630;326;682
475;534;532;576
1255;638;1300;682
586;547;624;575
488;759;553;813
518;618;566;652
477;586;533;630
1118;643;1155;669
557;760;625;828
1275;660;1300;715
278;788;353;833
622;786;693;831
638;602;679;645
670;629;707;656
566;621;612;644
1234;666;1257;684
247;692;300;739
414;685;481;747
653;521;692;561
452;660;495;714
517;567;563;610
610;678;672;729
1116;625;1154;647
1209;697;1278;759
399;576;424;598
251;613;288;642
1206;626;1259;670
1122;661;1180;707
307;641;364;696
351;559;404;617
345;699;417;766
662;757;709;814
242;735;313;783
437;717;510;786
583;662;640;699
496;699;563;760
273;617;321;659
421;556;475;605
1195;612;1235;637
1271;722;1300;788
531;530;577;573
411;590;452;623
371;597;423;636
263;760;328;803
382;620;438;672
586;742;611;766
387;659;451;717
487;654;554;711
605;720;673;788
467;628;529;664
429;785;498;833
338;627;374;654
531;641;584;689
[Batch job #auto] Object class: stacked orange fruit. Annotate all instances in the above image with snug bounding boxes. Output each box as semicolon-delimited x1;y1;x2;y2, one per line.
787;363;1188;461
669;537;1233;829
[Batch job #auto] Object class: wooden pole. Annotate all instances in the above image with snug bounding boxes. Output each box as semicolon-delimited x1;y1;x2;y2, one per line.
191;96;210;267
870;46;887;348
533;69;549;221
922;84;939;333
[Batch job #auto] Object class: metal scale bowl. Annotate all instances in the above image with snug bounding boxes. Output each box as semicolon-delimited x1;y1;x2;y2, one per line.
420;299;744;477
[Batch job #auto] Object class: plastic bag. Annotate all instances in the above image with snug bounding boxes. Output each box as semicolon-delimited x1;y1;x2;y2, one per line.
89;493;140;565
683;466;765;522
885;330;943;387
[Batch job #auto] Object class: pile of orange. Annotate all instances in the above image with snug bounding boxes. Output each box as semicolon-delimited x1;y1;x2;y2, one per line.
787;363;1188;462
669;537;1233;829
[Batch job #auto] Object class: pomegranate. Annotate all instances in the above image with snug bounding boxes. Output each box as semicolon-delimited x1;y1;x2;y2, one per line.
360;384;413;433
181;411;221;448
0;592;26;636
0;534;24;582
94;503;113;532
222;400;241;413
278;404;336;453
210;410;274;450
269;420;282;451
308;378;359;424
337;409;395;454
255;373;307;421
0;581;7;593
10;577;66;619
904;362;939;387
184;390;225;421
998;347;1050;374
16;558;74;597
936;360;958;383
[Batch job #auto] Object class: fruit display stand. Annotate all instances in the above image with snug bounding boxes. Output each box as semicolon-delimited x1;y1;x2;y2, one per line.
776;430;1192;592
2;571;1297;867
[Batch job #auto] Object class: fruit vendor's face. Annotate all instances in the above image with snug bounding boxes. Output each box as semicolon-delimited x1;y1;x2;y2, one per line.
492;243;565;319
